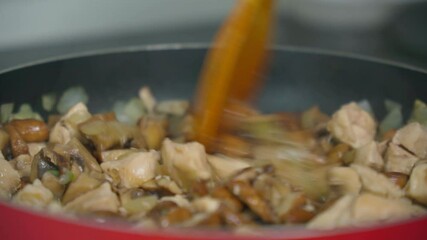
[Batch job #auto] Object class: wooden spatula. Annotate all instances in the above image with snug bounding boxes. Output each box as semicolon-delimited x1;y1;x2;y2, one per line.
193;0;275;152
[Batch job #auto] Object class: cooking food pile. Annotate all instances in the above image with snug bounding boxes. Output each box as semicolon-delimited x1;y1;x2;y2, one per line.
1;86;427;231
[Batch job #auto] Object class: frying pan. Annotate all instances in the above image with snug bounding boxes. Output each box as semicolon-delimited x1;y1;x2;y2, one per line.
1;43;427;240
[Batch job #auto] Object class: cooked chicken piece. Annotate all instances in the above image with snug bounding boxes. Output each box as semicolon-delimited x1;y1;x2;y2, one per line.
385;172;409;189
308;193;424;230
11;154;32;178
353;141;384;171
377;140;389;156
207;155;250;181
307;195;355;230
407;163;427;205
392;122;427;159
154;175;183;195
101;150;160;188
64;182;120;214
100;149;138;162
351;193;425;226
191;196;221;214
123;195;159;218
0;154;21;199
12;179;53;209
79;120;141;152
28;143;46;157
139;86;157;114
161;139;211;189
328;167;361;195
50;103;91;144
351;164;404;198
155;100;189;116
385;143;419;175
327;102;376;148
62;173;102;204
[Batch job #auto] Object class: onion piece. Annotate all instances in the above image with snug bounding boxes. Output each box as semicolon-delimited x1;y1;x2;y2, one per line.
42;93;57;112
57;86;89;114
0;103;14;123
409;100;427;126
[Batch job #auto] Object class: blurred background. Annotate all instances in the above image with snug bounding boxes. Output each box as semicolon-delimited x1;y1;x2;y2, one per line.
0;0;427;71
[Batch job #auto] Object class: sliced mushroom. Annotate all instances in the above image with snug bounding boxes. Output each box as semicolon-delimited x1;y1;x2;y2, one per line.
101;150;159;188
392;122;427;159
353;141;384;171
351;164;404;198
161;139;211;190
60;138;102;173
159;195;191;208
139;115;167;150
385;143;419;175
220;206;253;227
154;175;183;195
30;147;69;182
9;119;49;142
191;180;210;197
41;171;65;199
147;200;179;223
5;125;28;157
0;128;10;151
194;211;222;227
0;155;21;199
327;102;376;148
232;166;265;183
252;173;292;211
211;186;243;212
327;143;351;164
62;172;102;204
406;163;427;205
159;206;193;228
50;103;91;145
141;175;183;196
278;193;316;224
327;167;361;195
12;179;53;209
207;155;250;181
64;182;120;214
228;181;276;223
168;114;195;142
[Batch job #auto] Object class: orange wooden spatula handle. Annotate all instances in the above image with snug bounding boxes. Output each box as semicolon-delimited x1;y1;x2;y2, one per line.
193;0;275;152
